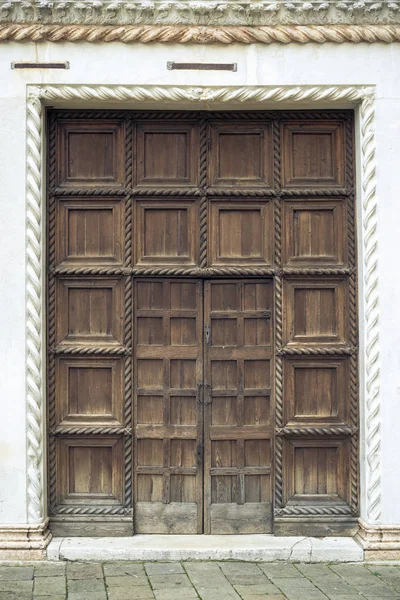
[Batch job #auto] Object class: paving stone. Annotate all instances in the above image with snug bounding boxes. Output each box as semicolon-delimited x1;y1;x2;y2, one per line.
353;585;400;598
239;596;286;600
33;596;66;600
220;564;267;585
33;575;66;595
68;593;107;600
145;563;185;575
106;575;150;587
153;588;199;599
234;583;282;595
0;580;33;593
196;589;241;600
67;563;104;580
34;563;66;577
294;565;339;579
104;564;145;577
259;564;304;579
0;566;34;581
366;566;400;578
68;578;106;593
148;573;193;590
107;586;155;600
0;593;33;600
184;563;232;588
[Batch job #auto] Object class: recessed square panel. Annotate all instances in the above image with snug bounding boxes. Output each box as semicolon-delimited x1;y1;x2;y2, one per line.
211;361;237;390
56;356;123;426
283;438;349;504
244;360;270;389
170;396;197;425
243;282;273;311
282;121;345;188
137;317;164;345
57;120;125;188
244;440;271;467
209;122;272;188
170;318;197;346
170;282;197;310
136;281;164;309
135;201;198;266
170;440;196;467
284;278;348;345
137;439;163;466
137;395;163;424
170;360;196;389
244;396;271;426
284;357;350;426
211;318;237;347
212;397;237;426
136;121;198;187
210;283;240;312
137;475;163;502
56;278;124;346
56;198;124;267
283;200;347;266
57;437;123;505
244;318;271;346
210;202;273;266
137;359;164;389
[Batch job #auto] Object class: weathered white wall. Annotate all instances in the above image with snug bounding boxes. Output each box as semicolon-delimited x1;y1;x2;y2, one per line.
1;40;399;525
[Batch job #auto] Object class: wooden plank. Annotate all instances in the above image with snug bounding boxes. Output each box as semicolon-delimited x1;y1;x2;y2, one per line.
134;503;198;534
210;503;272;534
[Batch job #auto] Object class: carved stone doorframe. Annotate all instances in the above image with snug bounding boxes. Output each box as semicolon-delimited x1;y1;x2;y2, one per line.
24;84;380;550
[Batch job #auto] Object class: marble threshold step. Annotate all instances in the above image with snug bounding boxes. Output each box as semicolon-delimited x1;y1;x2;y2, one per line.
48;535;363;563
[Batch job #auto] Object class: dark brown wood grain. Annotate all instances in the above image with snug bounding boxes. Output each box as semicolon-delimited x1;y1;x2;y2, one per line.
48;110;357;536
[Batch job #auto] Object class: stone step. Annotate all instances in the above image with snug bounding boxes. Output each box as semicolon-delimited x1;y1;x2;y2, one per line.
48;535;363;563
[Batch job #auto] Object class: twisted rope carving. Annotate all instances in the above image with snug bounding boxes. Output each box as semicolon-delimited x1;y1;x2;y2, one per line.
124;435;132;510
207;188;274;196
54;506;129;515
26;90;45;523
275;505;354;516
132;188;200;196
350;355;359;511
38;85;367;106
52;346;131;356
125;118;133;189
276;426;354;436
54;267;127;276
275;436;283;509
277;346;356;356
3;24;400;44
282;267;353;276
361;92;381;522
51;427;131;435
273;119;281;191
280;188;348;196
54;188;127;196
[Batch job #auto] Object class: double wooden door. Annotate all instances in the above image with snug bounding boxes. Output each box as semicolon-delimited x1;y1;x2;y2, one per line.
48;109;358;537
135;278;272;533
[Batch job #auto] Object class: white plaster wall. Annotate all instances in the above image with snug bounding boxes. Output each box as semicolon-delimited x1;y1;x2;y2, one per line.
0;40;399;524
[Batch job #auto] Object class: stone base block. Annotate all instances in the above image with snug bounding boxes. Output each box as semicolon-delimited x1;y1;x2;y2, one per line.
357;518;400;561
0;518;51;561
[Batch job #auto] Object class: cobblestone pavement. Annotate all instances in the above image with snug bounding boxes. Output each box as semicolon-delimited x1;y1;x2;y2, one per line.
1;561;400;600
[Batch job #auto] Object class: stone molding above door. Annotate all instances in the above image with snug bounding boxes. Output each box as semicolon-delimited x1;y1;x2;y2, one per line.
17;83;380;559
2;1;400;44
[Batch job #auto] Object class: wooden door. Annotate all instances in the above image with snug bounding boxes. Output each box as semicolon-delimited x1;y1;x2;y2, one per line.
134;279;203;533
47;109;358;537
204;280;273;533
